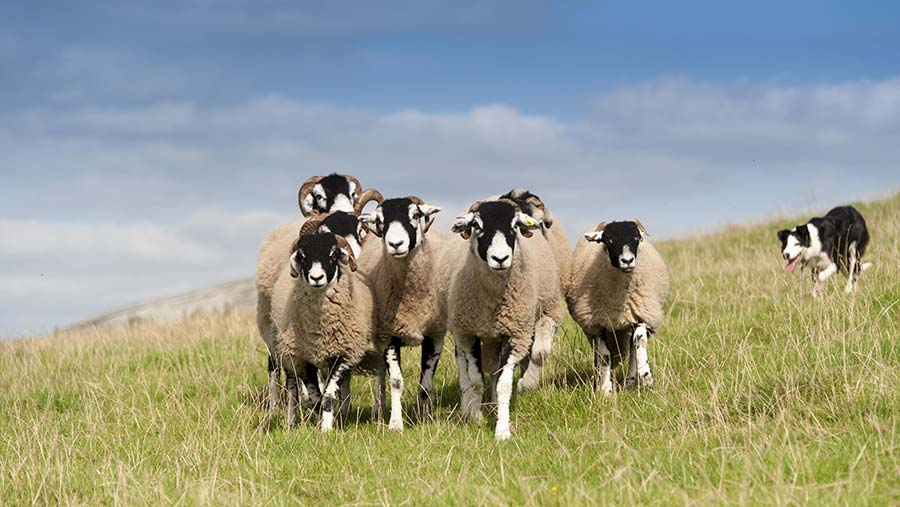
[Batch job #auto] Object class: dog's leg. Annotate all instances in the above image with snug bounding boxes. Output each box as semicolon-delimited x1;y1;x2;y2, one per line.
845;242;858;294
818;262;837;283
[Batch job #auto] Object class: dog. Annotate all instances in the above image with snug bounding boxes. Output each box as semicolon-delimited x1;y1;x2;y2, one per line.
777;205;872;295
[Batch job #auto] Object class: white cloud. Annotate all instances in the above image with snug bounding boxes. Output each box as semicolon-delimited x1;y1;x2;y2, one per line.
3;75;900;337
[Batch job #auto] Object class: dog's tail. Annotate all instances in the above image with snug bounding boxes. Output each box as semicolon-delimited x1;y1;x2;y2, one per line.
861;262;873;272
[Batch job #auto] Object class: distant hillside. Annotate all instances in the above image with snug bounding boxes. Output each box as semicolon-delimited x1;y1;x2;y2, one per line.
69;279;256;330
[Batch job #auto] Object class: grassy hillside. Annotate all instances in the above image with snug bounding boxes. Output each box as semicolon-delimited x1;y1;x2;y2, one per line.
3;195;899;506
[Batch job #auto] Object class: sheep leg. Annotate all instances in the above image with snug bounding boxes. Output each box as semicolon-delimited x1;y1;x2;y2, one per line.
266;355;281;412
591;333;613;395
285;370;300;427
519;316;558;392
374;367;386;422
417;334;444;418
385;339;405;431
338;372;352;418
319;359;350;433
301;363;321;410
626;324;653;389
454;338;484;421
494;339;525;441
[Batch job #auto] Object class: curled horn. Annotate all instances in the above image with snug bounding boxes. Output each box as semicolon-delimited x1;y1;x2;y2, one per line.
526;194;552;228
407;195;435;233
594;221;610;233
498;198;535;238
297;176;322;217
298;213;331;237
334;235;358;272
628;218;648;237
354;188;384;215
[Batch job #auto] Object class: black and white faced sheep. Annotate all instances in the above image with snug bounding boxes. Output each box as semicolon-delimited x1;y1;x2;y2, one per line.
498;189;571;392
271;232;375;432
357;196;445;430
255;174;382;413
440;199;563;440
567;220;670;394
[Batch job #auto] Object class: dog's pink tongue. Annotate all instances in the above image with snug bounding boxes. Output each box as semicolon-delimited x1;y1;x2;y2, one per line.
786;257;800;272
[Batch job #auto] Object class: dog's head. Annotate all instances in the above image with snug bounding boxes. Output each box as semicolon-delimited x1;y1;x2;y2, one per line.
777;224;813;272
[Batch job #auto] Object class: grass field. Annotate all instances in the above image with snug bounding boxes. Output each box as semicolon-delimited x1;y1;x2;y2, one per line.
3;195;900;506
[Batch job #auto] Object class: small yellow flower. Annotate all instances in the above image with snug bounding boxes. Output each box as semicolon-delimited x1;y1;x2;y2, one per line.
551;486;558;493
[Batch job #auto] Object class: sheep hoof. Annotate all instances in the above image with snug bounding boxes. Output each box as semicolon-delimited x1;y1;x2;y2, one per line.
627;373;654;389
416;397;433;419
517;377;540;392
388;418;404;432
495;426;512;441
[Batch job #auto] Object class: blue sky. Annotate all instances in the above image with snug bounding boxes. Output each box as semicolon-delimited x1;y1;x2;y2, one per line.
2;1;900;337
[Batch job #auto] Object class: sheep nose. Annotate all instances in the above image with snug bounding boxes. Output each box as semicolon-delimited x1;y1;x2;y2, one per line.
491;254;509;264
310;274;324;283
388;240;404;249
620;255;635;266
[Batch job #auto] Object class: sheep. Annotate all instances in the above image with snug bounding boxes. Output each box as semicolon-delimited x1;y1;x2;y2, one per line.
255;174;382;412
356;196;444;431
566;219;669;394
270;230;375;431
440;199;563;440
498;189;572;391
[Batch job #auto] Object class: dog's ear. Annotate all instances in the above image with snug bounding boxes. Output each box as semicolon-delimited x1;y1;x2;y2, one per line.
777;229;790;243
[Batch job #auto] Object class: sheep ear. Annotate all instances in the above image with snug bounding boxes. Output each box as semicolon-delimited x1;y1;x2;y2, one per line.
516;212;540;238
418;204;441;234
358;213;382;238
418;204;442;217
584;231;604;243
335;238;358;272
290;251;301;279
452;213;475;239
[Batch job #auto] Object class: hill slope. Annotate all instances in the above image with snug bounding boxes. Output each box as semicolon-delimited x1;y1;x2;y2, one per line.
2;194;899;505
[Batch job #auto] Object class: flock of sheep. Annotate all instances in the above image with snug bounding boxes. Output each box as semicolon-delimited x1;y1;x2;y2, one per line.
256;174;669;440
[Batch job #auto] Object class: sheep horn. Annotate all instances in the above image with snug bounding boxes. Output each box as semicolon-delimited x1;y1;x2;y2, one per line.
526;194;552;228
594;221;610;233
497;198;522;212
334;234;358;272
298;213;331;237
407;195;436;233
628;218;648;236
354;188;384;215
297;176;322;217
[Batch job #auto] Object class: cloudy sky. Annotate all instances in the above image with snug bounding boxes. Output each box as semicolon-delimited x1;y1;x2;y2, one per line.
2;1;900;338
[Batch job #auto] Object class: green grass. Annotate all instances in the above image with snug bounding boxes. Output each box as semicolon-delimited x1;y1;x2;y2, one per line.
3;195;900;505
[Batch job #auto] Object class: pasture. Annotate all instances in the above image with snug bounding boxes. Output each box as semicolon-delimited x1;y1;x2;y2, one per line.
2;194;899;505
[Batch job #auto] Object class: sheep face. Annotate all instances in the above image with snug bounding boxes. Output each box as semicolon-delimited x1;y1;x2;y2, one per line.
301;174;358;215
290;233;357;289
360;197;441;259
453;201;539;272
585;220;647;273
318;211;365;259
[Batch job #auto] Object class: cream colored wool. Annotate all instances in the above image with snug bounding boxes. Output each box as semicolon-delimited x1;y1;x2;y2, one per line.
270;261;375;374
359;230;446;349
567;233;669;338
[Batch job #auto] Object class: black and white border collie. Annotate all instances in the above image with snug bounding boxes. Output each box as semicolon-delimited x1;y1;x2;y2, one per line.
777;205;872;295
